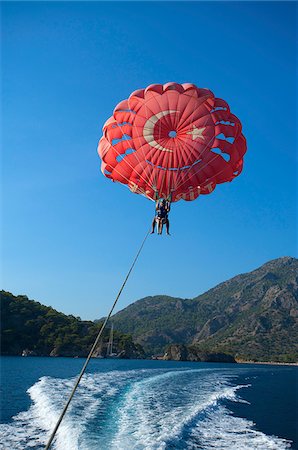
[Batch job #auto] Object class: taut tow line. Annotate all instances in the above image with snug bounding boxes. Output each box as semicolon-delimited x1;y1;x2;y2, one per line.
45;229;150;450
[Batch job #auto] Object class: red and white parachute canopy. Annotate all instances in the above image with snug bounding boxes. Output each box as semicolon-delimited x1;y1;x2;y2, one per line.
98;82;247;202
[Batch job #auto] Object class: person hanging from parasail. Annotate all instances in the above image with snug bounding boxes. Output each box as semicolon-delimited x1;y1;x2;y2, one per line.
98;82;247;232
151;198;171;235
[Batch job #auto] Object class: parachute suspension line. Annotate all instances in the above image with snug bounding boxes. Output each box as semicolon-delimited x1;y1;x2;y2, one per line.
165;92;202;195
174;134;188;193
173;99;228;194
109;98;161;193
109;135;150;190
173;113;213;193
174;131;216;192
44;228;151;450
175;150;226;193
172;90;203;194
144;98;159;193
112;98;158;196
155;92;170;198
170;91;200;195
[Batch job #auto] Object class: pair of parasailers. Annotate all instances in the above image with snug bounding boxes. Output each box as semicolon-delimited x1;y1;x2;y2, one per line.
151;198;171;235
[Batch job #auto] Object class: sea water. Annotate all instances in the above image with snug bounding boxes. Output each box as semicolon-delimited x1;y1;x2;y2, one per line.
0;357;297;449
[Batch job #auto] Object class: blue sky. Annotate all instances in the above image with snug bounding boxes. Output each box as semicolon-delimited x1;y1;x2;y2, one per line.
2;2;296;320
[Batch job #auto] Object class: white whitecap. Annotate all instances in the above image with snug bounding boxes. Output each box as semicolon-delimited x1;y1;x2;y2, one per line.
0;367;292;450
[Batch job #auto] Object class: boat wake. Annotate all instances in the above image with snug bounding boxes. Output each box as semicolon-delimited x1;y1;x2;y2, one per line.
0;368;292;449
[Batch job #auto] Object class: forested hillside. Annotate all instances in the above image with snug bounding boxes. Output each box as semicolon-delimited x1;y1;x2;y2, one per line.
2;257;297;362
111;257;298;362
0;291;144;358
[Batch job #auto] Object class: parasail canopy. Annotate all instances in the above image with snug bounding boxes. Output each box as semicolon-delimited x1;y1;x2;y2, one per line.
98;82;247;202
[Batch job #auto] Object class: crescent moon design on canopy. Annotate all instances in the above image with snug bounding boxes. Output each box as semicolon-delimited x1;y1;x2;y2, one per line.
98;83;247;202
143;110;177;152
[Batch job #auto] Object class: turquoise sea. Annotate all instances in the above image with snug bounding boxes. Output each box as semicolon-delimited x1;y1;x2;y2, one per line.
0;357;297;449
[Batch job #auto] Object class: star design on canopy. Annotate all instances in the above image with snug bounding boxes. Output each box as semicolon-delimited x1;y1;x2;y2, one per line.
186;125;206;140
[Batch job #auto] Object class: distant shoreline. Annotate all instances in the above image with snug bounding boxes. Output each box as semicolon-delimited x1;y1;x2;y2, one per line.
236;360;298;366
1;354;298;366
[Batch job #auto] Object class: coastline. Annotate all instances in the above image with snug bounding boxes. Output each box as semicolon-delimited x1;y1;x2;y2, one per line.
236;359;298;366
2;354;298;366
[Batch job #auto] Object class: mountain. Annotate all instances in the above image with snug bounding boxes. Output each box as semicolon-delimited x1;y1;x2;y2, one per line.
111;257;298;362
0;291;145;358
2;257;297;362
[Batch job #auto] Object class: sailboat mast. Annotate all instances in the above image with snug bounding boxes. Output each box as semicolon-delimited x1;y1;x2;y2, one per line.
106;323;114;357
110;323;114;355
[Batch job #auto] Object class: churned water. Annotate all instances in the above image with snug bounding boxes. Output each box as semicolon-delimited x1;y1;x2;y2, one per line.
0;357;297;449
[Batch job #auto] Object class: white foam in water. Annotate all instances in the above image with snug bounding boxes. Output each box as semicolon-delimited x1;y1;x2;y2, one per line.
0;368;293;450
111;369;291;450
111;369;244;449
0;369;147;449
189;406;292;450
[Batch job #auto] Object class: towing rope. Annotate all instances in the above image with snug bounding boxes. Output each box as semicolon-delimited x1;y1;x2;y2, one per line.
45;229;150;449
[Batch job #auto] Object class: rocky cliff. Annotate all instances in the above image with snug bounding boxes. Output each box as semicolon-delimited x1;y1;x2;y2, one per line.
163;344;236;363
111;257;298;362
